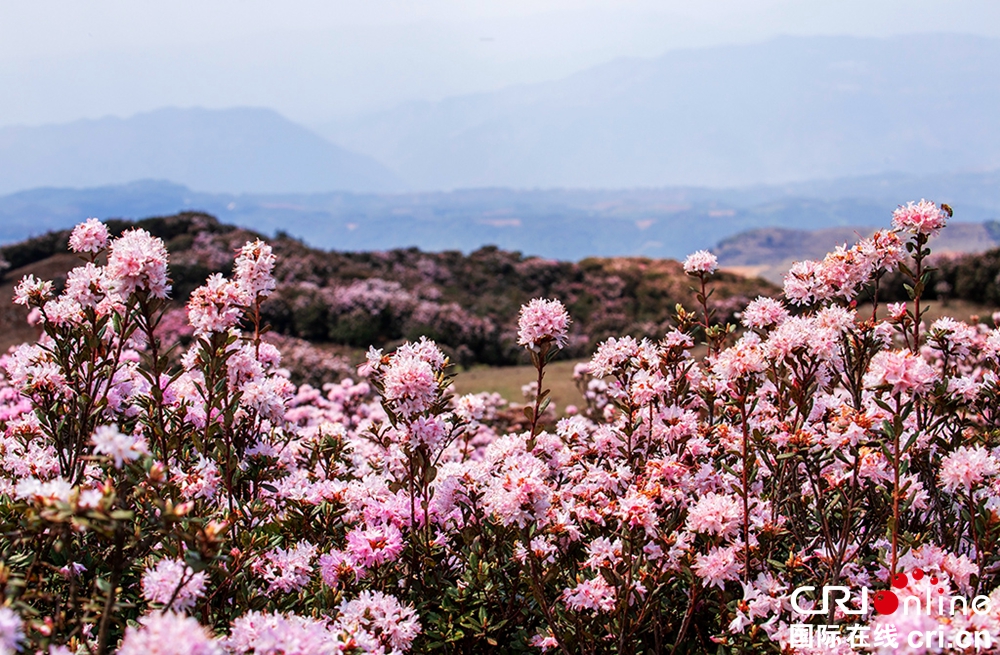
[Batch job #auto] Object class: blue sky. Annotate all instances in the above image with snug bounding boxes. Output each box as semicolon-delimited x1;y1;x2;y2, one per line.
4;0;1000;128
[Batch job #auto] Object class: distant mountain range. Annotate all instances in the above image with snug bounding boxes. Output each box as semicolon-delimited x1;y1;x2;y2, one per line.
3;35;999;197
0;107;402;195
319;34;1000;190
3;172;1000;263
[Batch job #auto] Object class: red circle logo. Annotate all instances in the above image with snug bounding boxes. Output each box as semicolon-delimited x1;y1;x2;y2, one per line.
873;590;899;614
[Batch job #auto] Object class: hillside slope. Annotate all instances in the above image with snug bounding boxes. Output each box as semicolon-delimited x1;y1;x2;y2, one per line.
0;213;774;363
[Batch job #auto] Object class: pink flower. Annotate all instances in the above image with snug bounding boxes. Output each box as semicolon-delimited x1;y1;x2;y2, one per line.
583;537;623;570
530;632;560;652
517;298;570;352
118;612;220;655
187;273;247;336
858;229;905;272
64;263;110;308
234;239;277;299
482;449;552;528
816;245;870;299
940;446;999;494
15;477;73;504
589;336;641;377
528;536;558;564
174;456;220;502
683;250;719;275
226;345;265;388
694;545;741;590
396;336;447;368
380;352;438;418
41;296;84;327
562;576;617;613
985;330;1000;363
142;558;208;612
892;199;949;236
741;296;787;329
898;545;977;594
662;329;694;350
0;607;24;655
617;489;658;535
406;414;448;447
240;376;294;423
782;259;833;306
344;523;404;568
68;218;110;253
360;346;384;377
928;316;979;359
712;333;766;380
107;228;171;298
863;350;937;396
887;302;908;322
454;393;487;422
318;550;363;588
255;542;316;594
12;274;53;306
685;492;742;537
226;611;345;654
335;591;421;652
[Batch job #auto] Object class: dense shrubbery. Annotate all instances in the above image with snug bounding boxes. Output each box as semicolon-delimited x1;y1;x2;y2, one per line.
911;248;1000;308
2;214;766;367
4;202;1000;653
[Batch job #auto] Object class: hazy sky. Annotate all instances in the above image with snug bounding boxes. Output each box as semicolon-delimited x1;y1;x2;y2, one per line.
3;0;999;128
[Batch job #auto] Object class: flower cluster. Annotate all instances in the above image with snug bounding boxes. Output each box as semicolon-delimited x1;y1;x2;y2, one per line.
517;298;571;352
892;198;950;236
69;217;111;254
106;228;171;298
783;228;906;305
682;249;719;275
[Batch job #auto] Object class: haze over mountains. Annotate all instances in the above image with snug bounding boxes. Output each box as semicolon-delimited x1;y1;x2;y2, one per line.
319;34;1000;189
0;107;402;195
4;34;1000;195
2;34;1000;265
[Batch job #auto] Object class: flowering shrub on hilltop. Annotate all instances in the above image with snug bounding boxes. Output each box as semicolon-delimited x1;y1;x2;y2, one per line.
2;213;765;367
2;201;1000;653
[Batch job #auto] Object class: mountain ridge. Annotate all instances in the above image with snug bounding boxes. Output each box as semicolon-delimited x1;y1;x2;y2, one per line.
2;172;1000;262
318;33;1000;190
0;107;404;195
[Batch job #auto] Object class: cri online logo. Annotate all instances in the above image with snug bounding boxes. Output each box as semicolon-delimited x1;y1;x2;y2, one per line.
791;569;994;617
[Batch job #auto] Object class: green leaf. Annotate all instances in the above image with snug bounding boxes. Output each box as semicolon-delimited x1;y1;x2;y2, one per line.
902;431;921;452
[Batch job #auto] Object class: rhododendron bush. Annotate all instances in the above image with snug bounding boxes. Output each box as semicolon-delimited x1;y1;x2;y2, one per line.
3;201;1000;654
